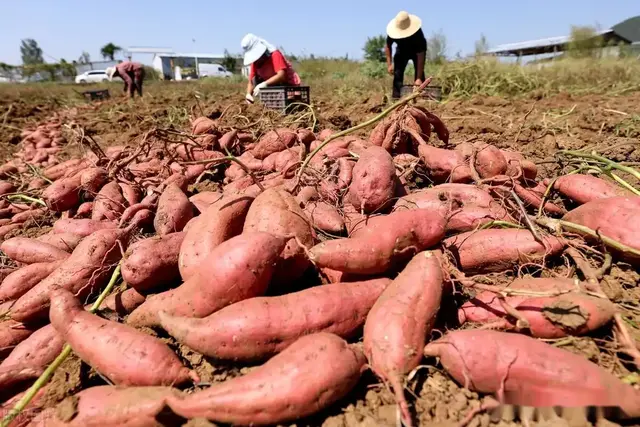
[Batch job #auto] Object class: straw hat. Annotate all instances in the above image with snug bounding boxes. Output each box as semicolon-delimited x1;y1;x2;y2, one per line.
241;33;268;66
386;11;422;39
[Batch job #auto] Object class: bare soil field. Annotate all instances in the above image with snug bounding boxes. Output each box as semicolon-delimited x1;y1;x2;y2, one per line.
0;79;638;427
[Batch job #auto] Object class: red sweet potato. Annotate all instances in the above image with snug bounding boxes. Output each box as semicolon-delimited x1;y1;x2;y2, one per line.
473;144;507;178
364;251;443;425
0;224;21;240
501;150;537;181
27;385;175;427
347;145;397;213
74;202;93;218
1;386;49;427
166;332;366;425
42;171;83;212
0;320;38;360
0;261;63;302
178;193;253;281
443;229;566;274
159;277;390;361
309;208;446;274
554;174;631;205
302;200;345;234
122;232;185;292
79;167;108;195
458;278;617;338
52;218;116;237
9;227;130;323
424;330;640;417
154;183;193;235
250;128;297;160
49;288;195;386
242;188;314;286
128;232;287;327
395;184;495;211
91;181;126;221
36;232;83;252
118;182;141;207
191;116;217;135
43;158;88;181
418;145;473;184
1;237;70;264
189;191;222;213
10;207;47;224
102;287;146;315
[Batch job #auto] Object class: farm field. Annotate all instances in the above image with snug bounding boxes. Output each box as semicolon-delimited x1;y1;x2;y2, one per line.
0;58;639;427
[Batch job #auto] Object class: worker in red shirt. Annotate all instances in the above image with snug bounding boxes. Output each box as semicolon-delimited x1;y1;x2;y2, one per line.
241;34;301;103
106;61;146;98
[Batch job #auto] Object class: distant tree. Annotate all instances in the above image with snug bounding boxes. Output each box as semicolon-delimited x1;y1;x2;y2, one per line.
475;34;490;56
221;49;237;73
363;35;386;63
100;43;122;61
78;51;91;64
59;59;76;77
567;26;602;57
426;30;447;64
20;39;44;65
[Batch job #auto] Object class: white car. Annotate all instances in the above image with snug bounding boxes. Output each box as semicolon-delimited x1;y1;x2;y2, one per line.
198;64;232;78
75;70;109;84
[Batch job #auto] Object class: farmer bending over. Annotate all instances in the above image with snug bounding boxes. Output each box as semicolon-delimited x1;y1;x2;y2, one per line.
385;11;427;100
107;61;146;98
241;34;301;104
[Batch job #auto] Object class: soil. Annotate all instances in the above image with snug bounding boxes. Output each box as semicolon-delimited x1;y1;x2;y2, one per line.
0;83;638;427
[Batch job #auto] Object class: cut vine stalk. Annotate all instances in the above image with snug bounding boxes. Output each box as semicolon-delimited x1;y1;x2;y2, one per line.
560;150;640;184
294;77;433;189
0;263;122;427
6;194;46;207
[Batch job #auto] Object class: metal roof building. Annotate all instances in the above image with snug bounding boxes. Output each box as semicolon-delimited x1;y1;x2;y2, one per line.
488;16;640;57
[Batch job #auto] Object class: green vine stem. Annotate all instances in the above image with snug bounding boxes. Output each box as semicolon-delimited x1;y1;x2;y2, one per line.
0;264;122;427
6;194;46;207
559;150;640;183
479;220;523;230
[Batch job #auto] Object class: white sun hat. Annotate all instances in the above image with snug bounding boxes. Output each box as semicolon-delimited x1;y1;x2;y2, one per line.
105;66;117;81
386;11;422;40
241;33;268;66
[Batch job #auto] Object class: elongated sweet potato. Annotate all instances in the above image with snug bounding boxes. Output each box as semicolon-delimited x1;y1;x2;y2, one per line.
395;184;496;211
553;174;630;205
91;181;125;221
1;237;70;265
102;287;146;315
443;229;565;274
302;200;345;234
0;320;38;360
512;182;566;215
418;145;473;184
364;251;444;425
178;193;253;281
0;261;63;302
42;171;83;212
79;167;108;195
154;183;193;235
424;330;640;417
50;288;195;386
250;128;297;160
9;227;129;323
347;145;397;213
128;232;286;327
0;324;63;390
309;208;446;275
166;332;366;425
242;188;314;286
36;232;83;252
0;181;15;196
122;232;184;292
189;191;222;213
27;385;175;427
43;158;88;181
501;150;537;181
159;277;390;361
52;218;116;237
10;207;47;224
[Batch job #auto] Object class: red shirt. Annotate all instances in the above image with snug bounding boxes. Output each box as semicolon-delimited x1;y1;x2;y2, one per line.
249;50;301;86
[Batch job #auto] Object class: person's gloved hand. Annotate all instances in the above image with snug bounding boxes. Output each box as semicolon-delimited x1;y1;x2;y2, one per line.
245;93;254;104
252;82;268;97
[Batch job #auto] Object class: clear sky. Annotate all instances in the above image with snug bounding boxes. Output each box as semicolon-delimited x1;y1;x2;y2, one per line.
1;0;637;65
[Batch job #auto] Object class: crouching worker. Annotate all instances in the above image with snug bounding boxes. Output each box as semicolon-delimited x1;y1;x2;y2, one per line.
106;61;146;98
241;34;301;104
385;11;427;100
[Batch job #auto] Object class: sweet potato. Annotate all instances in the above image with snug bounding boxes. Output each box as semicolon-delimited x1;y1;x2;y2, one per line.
1;237;70;264
553;174;631;205
0;261;63;302
458;278;617;338
128;232;287;327
1;386;49;427
91;181;126;221
364;251;443;425
49;288;195;386
28;385;175;427
118;182;141;207
166;332;366;425
74;202;93;218
36;232;83;252
153;183;193;235
102;287;146;315
563;196;640;255
191;116;217;135
302;200;345;234
424;330;640;417
443;229;566;274
510;182;566;215
178;193;253;281
501;150;537;181
10;207;47;224
52;218;116;237
0;324;63;390
309;208;446;274
189;191;222;213
473;144;507;178
0;224;21;240
9;227;129;323
42;172;83;212
0;181;15;196
79;167;108;194
159;277;390;361
418;145;473;184
43;158;88;181
242;188;314;286
250;128;297;160
346;145;396;213
122;232;185;292
0;320;38;360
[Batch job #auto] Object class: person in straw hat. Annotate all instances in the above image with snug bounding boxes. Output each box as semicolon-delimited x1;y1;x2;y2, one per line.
106;61;146;99
241;33;301;104
385;11;427;100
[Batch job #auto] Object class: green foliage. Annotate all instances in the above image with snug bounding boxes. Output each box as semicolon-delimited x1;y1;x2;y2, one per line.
426;30;447;64
221;50;237;73
78;51;91;64
360;60;387;79
100;43;122;61
363;35;386;63
567;26;603;58
20;39;43;65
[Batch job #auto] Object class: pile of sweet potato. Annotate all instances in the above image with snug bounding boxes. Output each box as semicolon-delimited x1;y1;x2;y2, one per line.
0;102;638;427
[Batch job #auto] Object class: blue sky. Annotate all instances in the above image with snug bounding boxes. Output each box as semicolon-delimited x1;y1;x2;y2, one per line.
1;0;637;65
